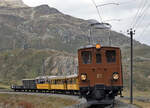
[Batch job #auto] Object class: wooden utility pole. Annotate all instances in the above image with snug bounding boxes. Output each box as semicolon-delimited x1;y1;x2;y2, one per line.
127;28;135;104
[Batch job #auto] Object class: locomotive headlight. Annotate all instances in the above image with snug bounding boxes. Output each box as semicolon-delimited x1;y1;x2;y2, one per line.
96;43;101;49
113;72;119;80
81;74;87;81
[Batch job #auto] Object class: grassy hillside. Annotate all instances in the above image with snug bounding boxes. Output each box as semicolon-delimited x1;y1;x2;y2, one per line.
122;44;150;91
0;49;77;86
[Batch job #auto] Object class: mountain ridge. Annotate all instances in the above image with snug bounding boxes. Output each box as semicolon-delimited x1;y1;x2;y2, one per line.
0;4;143;53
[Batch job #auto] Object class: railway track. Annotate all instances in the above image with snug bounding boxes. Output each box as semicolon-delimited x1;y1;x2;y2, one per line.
0;90;140;108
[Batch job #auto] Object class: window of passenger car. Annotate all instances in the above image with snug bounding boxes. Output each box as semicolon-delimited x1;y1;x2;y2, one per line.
72;79;76;84
96;53;102;64
81;51;92;64
37;79;45;84
70;79;72;84
106;50;116;63
54;80;57;84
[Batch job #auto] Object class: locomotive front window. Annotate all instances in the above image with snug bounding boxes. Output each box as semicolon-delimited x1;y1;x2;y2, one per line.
96;53;102;64
106;50;116;63
81;51;92;64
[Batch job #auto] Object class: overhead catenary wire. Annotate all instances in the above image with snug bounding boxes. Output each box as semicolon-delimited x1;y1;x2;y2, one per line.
96;3;119;7
131;0;144;28
121;0;143;31
134;4;150;29
132;0;148;28
125;0;150;43
115;0;150;45
130;0;150;40
136;22;150;39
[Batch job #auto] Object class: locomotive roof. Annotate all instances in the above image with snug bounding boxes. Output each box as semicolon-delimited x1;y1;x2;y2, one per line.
79;44;120;50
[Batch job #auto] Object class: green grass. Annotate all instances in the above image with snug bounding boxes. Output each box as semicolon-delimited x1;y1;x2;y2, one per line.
120;98;150;108
0;83;10;89
123;89;150;98
121;46;150;91
0;93;78;108
120;89;150;108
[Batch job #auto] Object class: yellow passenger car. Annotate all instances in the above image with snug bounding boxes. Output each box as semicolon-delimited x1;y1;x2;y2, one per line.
35;75;79;93
50;76;66;90
66;75;79;91
36;76;55;90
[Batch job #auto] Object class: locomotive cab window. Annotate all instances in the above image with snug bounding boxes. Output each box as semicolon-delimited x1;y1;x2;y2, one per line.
81;51;92;64
106;50;116;63
96;53;102;64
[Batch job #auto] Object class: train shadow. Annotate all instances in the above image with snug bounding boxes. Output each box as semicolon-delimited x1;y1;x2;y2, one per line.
87;104;106;108
87;104;113;108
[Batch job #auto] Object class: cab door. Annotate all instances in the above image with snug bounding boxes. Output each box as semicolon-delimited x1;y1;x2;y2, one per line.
94;49;105;85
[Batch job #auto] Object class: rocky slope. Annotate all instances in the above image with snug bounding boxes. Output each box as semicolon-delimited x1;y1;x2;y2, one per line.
0;2;149;90
0;0;27;7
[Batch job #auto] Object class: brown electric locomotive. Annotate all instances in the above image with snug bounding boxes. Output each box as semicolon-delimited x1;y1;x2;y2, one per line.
78;43;123;105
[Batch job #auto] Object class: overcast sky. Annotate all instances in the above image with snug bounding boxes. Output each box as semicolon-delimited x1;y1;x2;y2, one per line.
23;0;150;45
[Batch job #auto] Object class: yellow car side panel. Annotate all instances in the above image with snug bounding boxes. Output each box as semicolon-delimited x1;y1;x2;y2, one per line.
36;84;50;90
51;84;66;90
67;84;79;90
